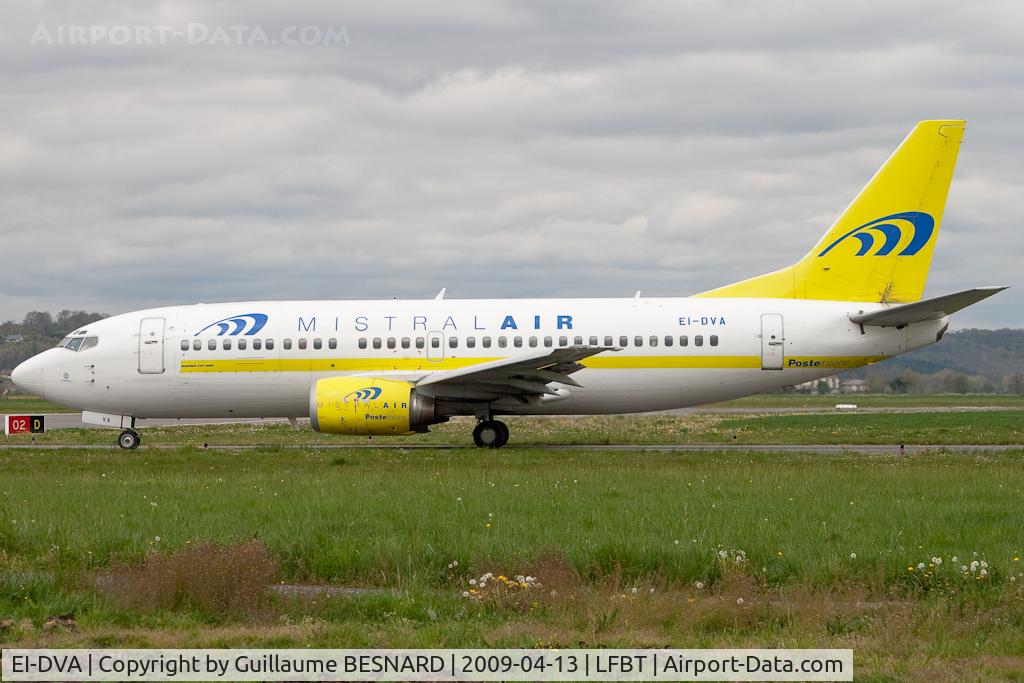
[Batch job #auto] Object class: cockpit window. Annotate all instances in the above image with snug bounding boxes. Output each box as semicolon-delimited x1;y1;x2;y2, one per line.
59;336;98;352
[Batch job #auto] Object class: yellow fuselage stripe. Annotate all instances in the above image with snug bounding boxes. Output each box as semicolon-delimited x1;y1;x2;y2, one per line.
179;355;882;373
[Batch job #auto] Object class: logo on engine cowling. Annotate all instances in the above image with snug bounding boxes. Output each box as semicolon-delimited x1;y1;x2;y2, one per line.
344;386;383;402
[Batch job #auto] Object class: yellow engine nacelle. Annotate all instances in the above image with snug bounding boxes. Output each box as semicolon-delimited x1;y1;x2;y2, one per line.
309;377;437;435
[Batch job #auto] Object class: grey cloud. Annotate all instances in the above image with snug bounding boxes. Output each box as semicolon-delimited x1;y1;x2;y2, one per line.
0;0;1021;329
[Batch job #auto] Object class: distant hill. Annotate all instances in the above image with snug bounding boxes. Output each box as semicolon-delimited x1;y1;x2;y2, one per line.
845;328;1024;381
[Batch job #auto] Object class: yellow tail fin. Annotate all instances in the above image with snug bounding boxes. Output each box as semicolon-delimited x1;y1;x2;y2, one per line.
697;120;965;303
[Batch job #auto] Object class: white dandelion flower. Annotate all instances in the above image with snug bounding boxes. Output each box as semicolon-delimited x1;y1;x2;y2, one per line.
849;553;857;560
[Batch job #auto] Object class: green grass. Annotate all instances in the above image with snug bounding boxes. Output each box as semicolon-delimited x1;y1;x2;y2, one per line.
2;447;1022;585
4;409;1023;447
714;393;1024;408
2;446;1023;678
0;396;76;413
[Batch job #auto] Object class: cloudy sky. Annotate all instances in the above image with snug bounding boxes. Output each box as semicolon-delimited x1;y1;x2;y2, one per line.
1;0;1021;327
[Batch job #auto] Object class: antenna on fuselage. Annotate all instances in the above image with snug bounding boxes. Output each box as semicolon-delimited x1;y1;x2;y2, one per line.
435;288;447;300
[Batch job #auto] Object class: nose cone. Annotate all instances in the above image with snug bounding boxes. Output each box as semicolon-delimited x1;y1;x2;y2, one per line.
11;353;46;397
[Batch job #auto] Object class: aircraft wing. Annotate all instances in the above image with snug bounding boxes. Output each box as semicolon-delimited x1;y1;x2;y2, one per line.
850;286;1008;327
414;346;616;401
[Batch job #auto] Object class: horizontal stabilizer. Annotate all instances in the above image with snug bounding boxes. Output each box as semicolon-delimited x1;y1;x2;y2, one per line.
850;287;1008;327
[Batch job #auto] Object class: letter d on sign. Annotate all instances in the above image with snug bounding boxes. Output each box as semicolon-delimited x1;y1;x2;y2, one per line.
3;415;44;435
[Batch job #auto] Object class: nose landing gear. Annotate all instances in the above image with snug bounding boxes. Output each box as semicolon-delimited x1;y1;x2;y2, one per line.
472;419;509;448
117;429;141;450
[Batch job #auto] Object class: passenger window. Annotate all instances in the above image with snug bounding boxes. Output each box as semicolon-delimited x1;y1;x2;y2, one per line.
543;336;553;347
467;337;476;348
358;338;367;349
283;339;292;350
372;338;382;349
253;339;262;350
498;337;508;348
193;339;202;351
575;336;584;345
449;337;458;349
328;338;337;350
649;335;658;347
416;337;425;349
386;338;396;349
634;336;643;347
208;339;217;351
528;336;538;347
223;339;232;350
619;335;628;347
604;336;613;346
238;339;247;351
265;339;274;350
680;335;688;347
313;338;322;350
514;337;523;348
559;336;568;347
710;335;719;346
430;337;440;349
181;340;189;351
695;335;704;347
401;337;411;349
482;337;492;348
664;335;673;347
588;336;597;346
298;338;307;350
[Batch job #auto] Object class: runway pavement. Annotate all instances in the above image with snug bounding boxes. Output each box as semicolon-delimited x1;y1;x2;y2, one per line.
25;404;1024;431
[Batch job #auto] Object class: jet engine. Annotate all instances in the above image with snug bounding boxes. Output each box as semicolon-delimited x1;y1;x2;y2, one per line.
309;377;438;435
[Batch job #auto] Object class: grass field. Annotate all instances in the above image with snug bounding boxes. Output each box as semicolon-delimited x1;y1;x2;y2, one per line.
716;393;1024;408
2;445;1024;679
3;409;1023;448
0;396;76;413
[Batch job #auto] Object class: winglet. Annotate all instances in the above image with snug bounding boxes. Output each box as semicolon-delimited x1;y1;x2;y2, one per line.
434;287;446;300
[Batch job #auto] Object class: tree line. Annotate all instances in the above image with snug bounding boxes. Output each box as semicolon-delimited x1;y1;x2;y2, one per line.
0;310;107;373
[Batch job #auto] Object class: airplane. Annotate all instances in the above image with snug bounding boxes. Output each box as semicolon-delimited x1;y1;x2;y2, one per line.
10;119;1007;449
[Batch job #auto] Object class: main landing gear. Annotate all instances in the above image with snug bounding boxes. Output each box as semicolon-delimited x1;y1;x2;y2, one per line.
472;419;509;448
117;429;141;450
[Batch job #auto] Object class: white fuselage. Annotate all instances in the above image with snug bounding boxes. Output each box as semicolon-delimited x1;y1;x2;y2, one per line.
15;297;945;419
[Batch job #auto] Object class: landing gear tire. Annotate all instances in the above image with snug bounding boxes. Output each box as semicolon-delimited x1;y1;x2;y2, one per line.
118;429;141;450
473;420;509;448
